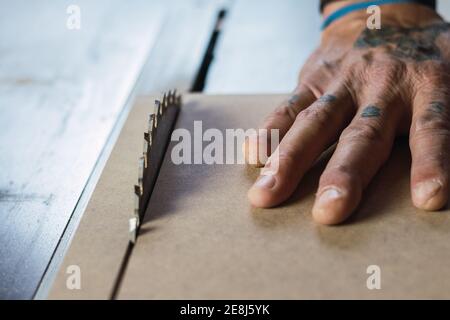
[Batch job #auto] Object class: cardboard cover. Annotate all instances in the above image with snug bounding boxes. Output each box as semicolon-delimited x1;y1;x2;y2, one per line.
51;95;450;300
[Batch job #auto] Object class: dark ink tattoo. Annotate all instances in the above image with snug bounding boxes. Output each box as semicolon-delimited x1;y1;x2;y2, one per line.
354;23;450;61
288;94;301;107
419;101;447;125
361;106;381;118
319;94;337;103
429;101;445;114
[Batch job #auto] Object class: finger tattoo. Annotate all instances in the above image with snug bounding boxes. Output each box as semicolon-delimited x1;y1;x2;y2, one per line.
429;101;445;114
418;101;447;125
361;106;381;118
318;94;337;103
288;94;301;107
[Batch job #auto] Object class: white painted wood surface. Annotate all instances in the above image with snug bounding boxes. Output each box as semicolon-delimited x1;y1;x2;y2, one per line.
3;0;449;300
205;0;321;94
0;0;165;299
36;0;228;299
206;0;450;94
137;0;232;95
438;0;450;21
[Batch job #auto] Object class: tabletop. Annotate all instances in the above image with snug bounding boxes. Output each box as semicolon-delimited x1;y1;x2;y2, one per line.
1;0;450;300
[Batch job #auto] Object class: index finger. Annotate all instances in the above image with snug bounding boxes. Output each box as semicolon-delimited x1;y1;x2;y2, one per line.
243;84;316;166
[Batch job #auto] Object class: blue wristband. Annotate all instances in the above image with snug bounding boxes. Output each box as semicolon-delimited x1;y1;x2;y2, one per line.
321;0;418;30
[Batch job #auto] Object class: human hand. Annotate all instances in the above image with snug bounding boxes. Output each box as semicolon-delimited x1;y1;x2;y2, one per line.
244;2;450;224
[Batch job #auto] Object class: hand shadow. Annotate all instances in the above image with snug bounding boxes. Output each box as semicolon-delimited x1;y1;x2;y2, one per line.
253;137;420;226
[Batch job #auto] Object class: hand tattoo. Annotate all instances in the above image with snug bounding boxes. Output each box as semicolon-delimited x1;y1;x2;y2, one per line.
429;101;445;114
354;23;450;61
419;101;448;125
361;106;381;118
288;95;301;107
319;94;337;103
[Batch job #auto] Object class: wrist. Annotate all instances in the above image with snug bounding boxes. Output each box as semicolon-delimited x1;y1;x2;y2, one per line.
322;1;443;35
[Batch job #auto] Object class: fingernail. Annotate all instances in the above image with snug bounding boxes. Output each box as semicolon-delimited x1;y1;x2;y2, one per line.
254;174;276;190
413;180;442;206
314;188;343;209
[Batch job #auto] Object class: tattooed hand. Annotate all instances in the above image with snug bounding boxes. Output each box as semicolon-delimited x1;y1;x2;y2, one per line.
244;2;450;224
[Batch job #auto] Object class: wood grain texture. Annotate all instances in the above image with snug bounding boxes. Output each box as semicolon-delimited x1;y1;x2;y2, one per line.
49;94;450;299
0;0;164;299
47;97;156;300
118;95;450;299
35;0;229;299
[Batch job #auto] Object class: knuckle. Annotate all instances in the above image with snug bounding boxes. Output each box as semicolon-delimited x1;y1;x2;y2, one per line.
294;106;333;128
322;164;352;179
346;59;406;100
371;60;405;79
277;146;299;165
414;153;448;169
417;64;450;89
319;164;363;190
271;104;297;122
426;60;450;74
340;123;386;145
413;116;450;139
420;73;445;89
369;61;406;93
